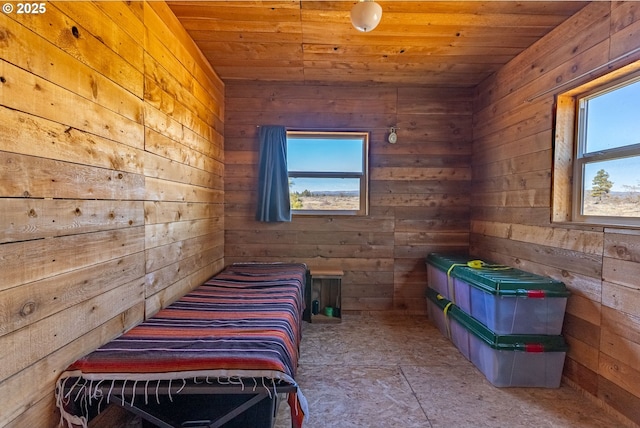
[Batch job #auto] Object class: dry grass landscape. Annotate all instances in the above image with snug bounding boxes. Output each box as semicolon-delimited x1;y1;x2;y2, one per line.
291;193;360;211
290;191;640;217
583;192;640;217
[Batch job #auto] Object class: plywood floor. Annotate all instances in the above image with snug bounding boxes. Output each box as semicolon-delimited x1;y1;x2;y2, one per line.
275;314;636;428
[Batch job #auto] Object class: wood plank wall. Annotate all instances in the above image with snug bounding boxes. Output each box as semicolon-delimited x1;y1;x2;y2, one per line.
471;2;640;425
0;2;224;426
224;83;472;313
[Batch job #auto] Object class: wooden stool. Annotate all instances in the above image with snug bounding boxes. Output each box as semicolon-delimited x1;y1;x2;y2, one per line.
309;269;343;323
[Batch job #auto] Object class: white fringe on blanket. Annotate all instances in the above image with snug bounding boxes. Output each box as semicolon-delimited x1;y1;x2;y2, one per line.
55;370;307;428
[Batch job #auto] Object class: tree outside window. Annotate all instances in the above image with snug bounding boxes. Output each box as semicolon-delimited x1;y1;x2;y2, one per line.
591;169;613;203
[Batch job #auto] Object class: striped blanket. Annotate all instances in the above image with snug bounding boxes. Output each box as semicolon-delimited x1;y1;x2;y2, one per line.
56;263;308;428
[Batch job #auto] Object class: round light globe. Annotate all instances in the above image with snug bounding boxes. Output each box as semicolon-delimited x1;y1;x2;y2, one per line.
350;1;382;32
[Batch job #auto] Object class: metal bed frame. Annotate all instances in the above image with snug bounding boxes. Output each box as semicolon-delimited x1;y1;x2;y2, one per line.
62;378;297;428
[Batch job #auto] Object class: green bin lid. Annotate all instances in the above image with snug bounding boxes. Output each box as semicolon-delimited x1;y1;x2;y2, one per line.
426;287;568;353
426;253;569;298
453;266;568;297
425;253;472;272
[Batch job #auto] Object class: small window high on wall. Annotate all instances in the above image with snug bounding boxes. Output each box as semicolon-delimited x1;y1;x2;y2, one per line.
553;63;640;227
287;131;369;216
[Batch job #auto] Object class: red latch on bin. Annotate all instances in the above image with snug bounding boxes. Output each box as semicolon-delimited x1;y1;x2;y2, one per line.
524;343;545;353
526;290;546;298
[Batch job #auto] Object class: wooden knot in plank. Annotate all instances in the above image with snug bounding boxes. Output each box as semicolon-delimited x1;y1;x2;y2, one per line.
20;301;36;317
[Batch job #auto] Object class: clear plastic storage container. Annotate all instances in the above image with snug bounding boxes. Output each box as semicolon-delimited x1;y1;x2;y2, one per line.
426;253;569;335
426;253;472;309
426;288;568;388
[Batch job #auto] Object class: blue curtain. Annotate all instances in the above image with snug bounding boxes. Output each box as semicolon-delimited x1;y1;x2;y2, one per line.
256;125;291;222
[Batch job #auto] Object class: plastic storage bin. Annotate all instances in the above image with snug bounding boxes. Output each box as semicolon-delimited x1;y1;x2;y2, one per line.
426;253;472;309
426;253;569;335
426;287;470;359
426;288;568;388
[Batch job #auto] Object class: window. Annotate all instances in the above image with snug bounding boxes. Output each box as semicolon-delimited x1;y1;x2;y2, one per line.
287;131;369;215
553;63;640;226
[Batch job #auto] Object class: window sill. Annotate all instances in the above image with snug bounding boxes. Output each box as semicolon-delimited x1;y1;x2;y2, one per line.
551;220;640;232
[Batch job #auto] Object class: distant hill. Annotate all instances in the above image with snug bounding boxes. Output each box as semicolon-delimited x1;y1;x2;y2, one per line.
294;190;359;196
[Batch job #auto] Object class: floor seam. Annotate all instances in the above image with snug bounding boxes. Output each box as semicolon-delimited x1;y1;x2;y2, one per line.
399;364;434;428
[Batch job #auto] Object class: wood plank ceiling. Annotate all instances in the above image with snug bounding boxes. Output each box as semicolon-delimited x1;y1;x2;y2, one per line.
168;1;590;87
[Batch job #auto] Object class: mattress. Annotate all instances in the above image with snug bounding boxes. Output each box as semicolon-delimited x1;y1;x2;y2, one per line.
56;262;309;428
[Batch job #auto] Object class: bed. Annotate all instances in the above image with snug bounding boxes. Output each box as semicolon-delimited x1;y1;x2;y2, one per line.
56;262;309;428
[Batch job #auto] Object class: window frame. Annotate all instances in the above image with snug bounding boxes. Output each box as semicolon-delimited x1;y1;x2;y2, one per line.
552;62;640;227
286;130;370;216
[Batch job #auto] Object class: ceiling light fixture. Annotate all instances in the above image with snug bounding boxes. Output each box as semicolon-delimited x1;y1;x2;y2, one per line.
350;0;382;33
